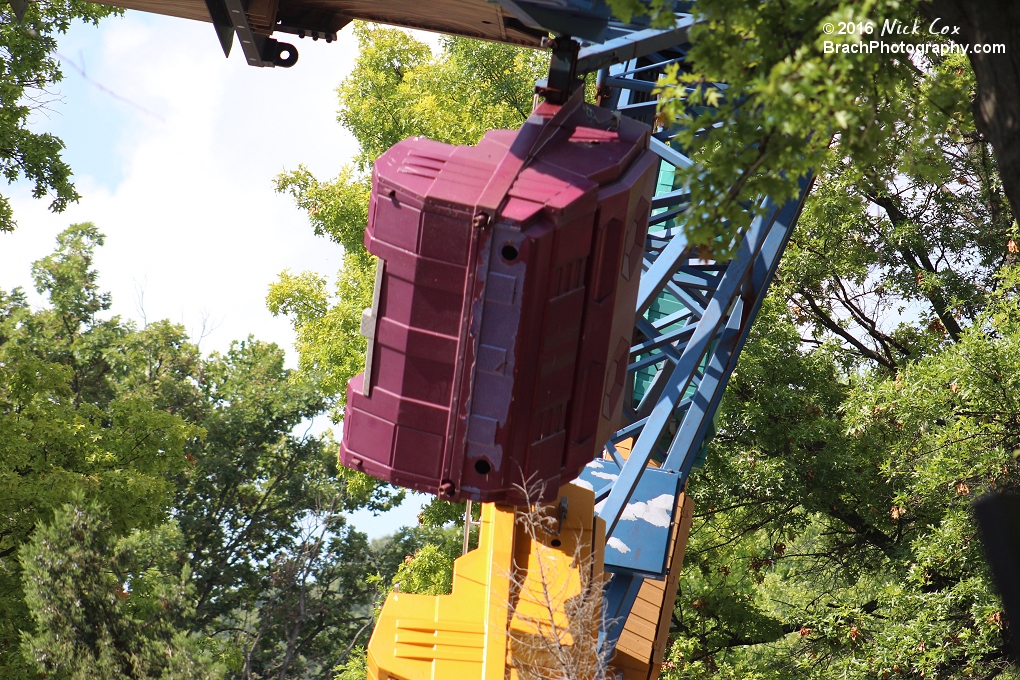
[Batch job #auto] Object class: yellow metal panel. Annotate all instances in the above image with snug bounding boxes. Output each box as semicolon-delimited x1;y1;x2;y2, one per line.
394;620;485;634
369;484;606;680
368;501;515;680
506;484;605;680
395;630;485;647
390;648;482;661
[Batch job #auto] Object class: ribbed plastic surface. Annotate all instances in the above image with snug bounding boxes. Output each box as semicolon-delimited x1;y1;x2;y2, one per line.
340;99;657;503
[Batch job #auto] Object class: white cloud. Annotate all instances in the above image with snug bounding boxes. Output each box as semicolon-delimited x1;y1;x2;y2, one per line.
607;537;631;554
618;493;674;528
2;12;363;359
572;478;594;491
0;13;437;538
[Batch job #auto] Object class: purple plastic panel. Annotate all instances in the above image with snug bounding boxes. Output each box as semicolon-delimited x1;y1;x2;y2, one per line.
340;98;658;503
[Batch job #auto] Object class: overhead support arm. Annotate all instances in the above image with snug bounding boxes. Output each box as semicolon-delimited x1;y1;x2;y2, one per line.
204;0;298;67
495;0;622;42
535;15;696;106
10;0;28;21
535;36;582;104
575;17;695;75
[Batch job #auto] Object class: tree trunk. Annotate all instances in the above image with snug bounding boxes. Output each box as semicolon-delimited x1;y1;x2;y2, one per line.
920;0;1020;225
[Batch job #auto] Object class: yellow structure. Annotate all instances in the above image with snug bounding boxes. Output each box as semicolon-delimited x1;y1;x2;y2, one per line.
367;472;694;680
368;483;606;680
506;484;606;680
367;501;514;680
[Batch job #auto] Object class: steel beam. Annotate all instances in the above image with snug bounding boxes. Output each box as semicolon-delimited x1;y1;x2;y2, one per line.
576;17;696;75
588;24;814;663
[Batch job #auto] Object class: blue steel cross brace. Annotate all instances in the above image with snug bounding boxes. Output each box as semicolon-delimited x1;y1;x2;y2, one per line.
570;18;815;661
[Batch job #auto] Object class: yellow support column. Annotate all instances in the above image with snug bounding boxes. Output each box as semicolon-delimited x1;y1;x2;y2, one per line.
506;483;606;680
368;501;515;680
368;483;606;680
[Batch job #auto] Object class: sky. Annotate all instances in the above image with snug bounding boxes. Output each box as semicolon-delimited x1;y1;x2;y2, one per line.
0;10;430;538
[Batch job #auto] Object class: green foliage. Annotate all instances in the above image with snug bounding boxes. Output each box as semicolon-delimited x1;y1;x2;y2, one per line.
362;523;465;605
417;497;469;528
1;225;407;678
0;224;199;679
603;0;676;27
653;0;975;257
662;110;1019;677
651;11;1019;671
273;166;370;255
267;254;376;416
333;646;367;680
20;500;221;680
389;528;462;597
165;336;399;677
392;543;456;596
666;283;1020;678
0;0;121;231
336;24;544;172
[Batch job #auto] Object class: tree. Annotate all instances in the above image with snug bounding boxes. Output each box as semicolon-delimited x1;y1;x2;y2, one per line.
656;43;1020;676
599;1;1020;260
175;355;401;678
0;0;120;231
333;646;367;680
0;224;199;679
1;225;405;678
776;62;1012;367
918;1;1020;226
665;274;1020;679
20;501;221;680
649;0;979;257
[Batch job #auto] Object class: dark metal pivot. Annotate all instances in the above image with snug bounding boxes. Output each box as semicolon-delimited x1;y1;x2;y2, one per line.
535;36;581;105
204;0;298;67
10;0;28;22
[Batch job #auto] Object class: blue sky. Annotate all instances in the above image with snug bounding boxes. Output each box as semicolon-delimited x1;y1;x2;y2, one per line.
1;11;428;538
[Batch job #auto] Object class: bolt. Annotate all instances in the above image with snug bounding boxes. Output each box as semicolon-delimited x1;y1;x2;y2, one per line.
439;480;456;497
473;213;491;228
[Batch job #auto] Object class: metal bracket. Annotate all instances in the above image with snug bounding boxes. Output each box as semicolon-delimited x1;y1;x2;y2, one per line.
275;23;338;42
462;499;482;555
535;16;697;106
552;495;569;535
10;0;28;22
204;0;298;67
535;36;581;105
576;17;695;75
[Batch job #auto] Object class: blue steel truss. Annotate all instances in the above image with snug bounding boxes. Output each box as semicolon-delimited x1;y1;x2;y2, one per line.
571;19;814;659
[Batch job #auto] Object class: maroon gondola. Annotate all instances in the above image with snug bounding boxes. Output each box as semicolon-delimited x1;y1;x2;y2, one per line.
339;94;657;503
